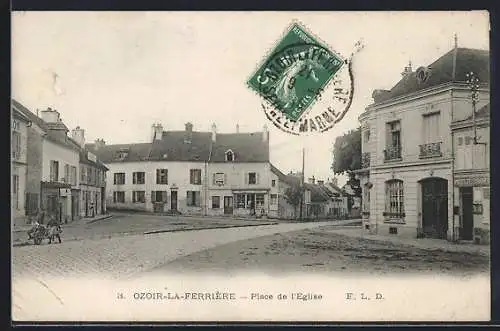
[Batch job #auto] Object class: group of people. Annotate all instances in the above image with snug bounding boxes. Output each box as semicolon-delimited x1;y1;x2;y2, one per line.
27;208;62;244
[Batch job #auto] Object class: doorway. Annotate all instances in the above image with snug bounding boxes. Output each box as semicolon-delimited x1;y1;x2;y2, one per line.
420;177;448;239
459;187;474;240
224;196;233;215
170;190;178;211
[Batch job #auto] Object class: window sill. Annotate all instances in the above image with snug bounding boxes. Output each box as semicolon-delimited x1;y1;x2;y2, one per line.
383;218;406;225
383;212;405;217
384;158;402;163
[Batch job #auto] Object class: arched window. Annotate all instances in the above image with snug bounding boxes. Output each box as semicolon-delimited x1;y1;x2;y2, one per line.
225;150;234;162
385;179;404;215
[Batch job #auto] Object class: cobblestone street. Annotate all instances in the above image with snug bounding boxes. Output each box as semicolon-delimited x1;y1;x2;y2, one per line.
12;219;338;280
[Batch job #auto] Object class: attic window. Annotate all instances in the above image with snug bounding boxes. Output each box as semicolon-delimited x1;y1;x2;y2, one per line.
115;151;129;160
225;150;234;162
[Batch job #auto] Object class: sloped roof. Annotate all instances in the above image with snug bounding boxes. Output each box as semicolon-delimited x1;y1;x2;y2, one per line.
45;130;81;152
148;131;211;162
12;99;48;131
373;48;489;104
270;164;288;181
210;132;270;163
85;143;153;163
304;183;330;203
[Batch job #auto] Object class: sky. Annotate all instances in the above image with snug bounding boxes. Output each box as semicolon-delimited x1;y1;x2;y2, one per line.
12;11;489;187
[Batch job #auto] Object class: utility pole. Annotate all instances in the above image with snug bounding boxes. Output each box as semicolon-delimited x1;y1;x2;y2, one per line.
299;148;305;221
466;71;480;144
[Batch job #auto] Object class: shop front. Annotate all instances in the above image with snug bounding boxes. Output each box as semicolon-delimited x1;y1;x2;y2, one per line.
453;172;490;244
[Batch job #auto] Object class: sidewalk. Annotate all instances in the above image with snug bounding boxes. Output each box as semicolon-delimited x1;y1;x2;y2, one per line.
322;226;490;256
12;213;113;233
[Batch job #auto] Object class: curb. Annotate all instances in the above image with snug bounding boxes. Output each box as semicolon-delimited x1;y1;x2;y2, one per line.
84;215;114;225
144;222;280;235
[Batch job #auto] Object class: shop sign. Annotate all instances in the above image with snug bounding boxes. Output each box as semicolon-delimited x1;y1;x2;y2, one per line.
454;176;489;187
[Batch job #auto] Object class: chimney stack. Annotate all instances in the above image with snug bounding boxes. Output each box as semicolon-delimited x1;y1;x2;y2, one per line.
151;123;163;141
262;124;268;141
211;123;217;142
401;60;413;77
185;122;193;132
71;126;85;148
40;107;61;123
94;138;106;150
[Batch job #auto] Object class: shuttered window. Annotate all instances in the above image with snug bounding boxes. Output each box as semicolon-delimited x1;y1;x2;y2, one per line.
187;191;201;207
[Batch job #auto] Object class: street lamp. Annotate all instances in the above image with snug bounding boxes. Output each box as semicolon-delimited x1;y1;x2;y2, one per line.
465;71;480;144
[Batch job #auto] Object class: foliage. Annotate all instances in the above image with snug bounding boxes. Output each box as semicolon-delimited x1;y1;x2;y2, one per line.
332;127;362;197
284;183;303;207
284;183;304;218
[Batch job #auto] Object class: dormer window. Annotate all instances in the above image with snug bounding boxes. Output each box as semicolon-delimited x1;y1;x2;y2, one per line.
115;149;129;160
225;150;234;162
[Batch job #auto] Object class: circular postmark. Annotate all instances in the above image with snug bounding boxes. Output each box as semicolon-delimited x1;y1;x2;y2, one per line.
246;22;364;136
261;43;356;135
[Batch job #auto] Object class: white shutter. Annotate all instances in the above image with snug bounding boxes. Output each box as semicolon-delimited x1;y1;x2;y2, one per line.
256;173;260;185
244;173;249;185
224;173;227;185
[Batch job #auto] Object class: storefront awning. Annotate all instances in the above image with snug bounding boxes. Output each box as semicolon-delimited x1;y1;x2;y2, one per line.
41;181;72;189
232;189;269;194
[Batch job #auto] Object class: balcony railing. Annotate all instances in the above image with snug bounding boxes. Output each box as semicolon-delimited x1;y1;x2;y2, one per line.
361;152;370;168
384;145;402;162
419;142;442;159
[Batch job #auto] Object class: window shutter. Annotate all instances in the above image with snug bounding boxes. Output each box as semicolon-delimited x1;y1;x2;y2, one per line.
213;174;216;185
156;169;159;184
256;173;260;185
224;173;227;185
245;173;249;185
151;191;155;203
187;191;192;205
163;191;168;202
195;192;201;207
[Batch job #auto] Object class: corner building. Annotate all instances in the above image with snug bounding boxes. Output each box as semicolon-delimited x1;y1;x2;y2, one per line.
356;47;489;241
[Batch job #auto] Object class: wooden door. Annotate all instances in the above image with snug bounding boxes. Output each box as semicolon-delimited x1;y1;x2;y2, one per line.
224;196;233;215
421;178;448;239
460;187;474;240
171;190;178;211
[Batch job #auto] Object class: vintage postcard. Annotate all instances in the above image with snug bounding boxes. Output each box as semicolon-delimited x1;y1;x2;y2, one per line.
11;11;491;322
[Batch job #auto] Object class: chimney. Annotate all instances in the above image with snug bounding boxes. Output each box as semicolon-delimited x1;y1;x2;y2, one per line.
40;107;61;123
211;123;217;142
94;138;106;150
308;176;315;184
317;180;324;185
262;124;268;141
401;60;412;77
71;126;85;148
151;123;163;141
236;124;240;133
184;122;193;144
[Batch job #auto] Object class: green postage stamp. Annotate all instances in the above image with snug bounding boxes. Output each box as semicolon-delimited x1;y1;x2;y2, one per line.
247;22;359;135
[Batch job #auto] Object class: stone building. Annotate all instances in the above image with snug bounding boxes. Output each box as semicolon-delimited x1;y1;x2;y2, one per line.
355;46;489;241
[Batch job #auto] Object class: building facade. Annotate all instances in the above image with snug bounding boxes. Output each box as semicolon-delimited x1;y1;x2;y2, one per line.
451;104;490;244
11;106;31;224
12;100;109;224
87;122;272;217
356;47;489;241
